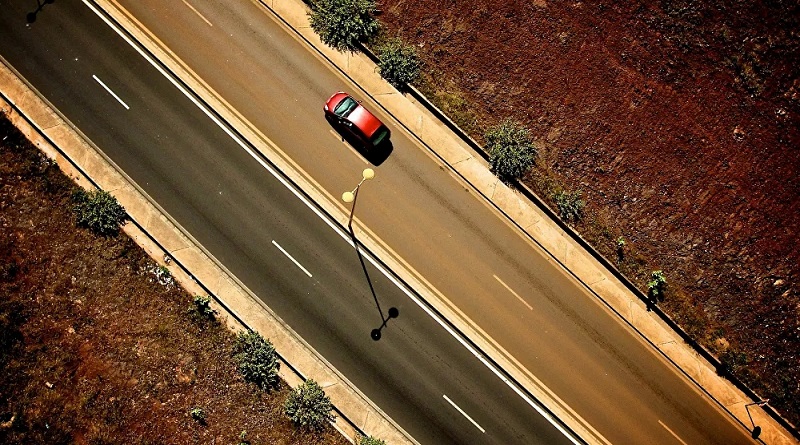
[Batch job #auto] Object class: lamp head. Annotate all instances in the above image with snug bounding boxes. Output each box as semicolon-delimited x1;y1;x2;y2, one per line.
362;168;375;180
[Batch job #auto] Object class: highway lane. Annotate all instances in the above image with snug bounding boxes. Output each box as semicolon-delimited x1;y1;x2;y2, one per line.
0;1;576;444
104;1;761;444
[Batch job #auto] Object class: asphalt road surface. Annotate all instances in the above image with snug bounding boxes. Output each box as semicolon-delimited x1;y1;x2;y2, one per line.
0;0;757;444
0;1;578;444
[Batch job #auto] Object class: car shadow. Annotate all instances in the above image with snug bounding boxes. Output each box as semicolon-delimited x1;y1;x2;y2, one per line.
325;114;393;166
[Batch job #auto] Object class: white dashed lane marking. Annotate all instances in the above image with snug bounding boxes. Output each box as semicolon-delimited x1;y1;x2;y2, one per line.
494;274;532;310
443;394;485;434
658;420;689;445
181;0;213;26
272;240;313;278
92;74;129;110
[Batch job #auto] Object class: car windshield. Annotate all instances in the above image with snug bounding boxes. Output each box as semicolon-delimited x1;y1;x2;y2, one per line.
370;126;389;146
333;96;358;117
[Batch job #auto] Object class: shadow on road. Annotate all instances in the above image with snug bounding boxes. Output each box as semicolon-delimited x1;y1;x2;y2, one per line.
27;0;55;23
345;210;399;341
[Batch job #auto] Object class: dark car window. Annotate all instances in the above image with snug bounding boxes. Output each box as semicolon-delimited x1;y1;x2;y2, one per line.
334;96;358;117
370;126;389;146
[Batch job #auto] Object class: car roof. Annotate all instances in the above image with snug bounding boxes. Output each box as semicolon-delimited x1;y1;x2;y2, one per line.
348;105;384;138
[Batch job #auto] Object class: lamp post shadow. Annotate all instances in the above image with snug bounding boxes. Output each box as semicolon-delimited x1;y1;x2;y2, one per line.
745;400;769;440
343;171;399;341
27;0;55;24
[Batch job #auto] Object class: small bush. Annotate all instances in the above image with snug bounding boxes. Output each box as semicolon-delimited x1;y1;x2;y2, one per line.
615;236;626;262
647;270;667;299
71;189;127;236
484;119;536;180
553;189;585;224
157;265;172;281
376;37;421;89
189;407;205;422
358;435;386;445
233;330;280;390
284;379;335;431
309;0;380;52
718;349;748;377
190;295;215;319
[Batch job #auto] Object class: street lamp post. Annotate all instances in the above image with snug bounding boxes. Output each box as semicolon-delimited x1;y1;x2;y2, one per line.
342;168;399;341
342;168;374;231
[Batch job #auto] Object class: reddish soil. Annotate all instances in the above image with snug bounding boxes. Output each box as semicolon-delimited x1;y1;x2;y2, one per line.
380;0;800;427
0;116;348;444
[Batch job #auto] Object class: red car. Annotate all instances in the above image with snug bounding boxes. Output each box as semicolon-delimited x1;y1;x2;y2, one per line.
324;92;391;148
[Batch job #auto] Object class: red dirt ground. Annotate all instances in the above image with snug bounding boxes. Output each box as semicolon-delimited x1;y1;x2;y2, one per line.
0;116;348;444
379;0;800;427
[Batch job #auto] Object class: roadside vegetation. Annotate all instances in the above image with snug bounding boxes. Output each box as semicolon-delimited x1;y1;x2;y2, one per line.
375;37;421;90
0;113;355;444
358;435;386;445
484;119;537;181
308;0;380;52
284;379;335;431
71;188;128;236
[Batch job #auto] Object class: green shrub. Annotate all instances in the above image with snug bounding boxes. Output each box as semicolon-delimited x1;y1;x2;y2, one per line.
615;236;626;262
647;270;667;299
233;330;280;390
358;435;386;445
484;119;536;180
309;0;380;52
71;189;127;236
376;37;421;89
718;349;748;377
189;407;205;422
190;295;215;319
284;379;335;431
553;189;585;224
157;264;172;282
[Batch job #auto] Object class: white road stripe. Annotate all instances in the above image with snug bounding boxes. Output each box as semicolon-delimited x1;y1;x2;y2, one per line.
272;240;312;278
443;394;485;433
658;420;689;445
180;0;213;26
493;274;533;310
82;3;584;442
92;74;129;110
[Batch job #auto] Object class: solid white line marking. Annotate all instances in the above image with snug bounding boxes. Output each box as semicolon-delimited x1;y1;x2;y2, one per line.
92;74;129;110
83;3;582;443
272;240;312;278
180;0;213;27
443;394;485;433
658;420;689;445
493;274;533;310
